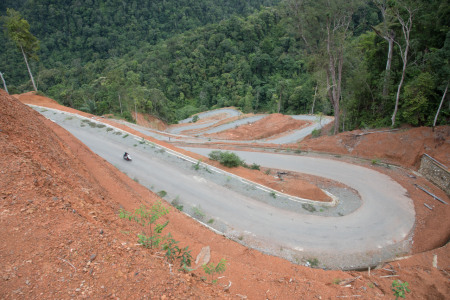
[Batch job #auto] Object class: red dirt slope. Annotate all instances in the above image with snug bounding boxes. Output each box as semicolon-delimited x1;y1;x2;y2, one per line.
300;126;450;169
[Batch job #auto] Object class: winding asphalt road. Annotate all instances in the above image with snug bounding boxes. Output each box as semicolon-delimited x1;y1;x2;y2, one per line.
35;107;416;269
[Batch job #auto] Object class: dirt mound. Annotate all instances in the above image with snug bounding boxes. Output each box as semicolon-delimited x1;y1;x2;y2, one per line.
2;90;449;299
205;113;310;140
300;126;450;168
134;112;167;131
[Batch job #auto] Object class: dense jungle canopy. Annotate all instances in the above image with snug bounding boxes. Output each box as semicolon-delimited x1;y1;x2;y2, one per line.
1;0;449;129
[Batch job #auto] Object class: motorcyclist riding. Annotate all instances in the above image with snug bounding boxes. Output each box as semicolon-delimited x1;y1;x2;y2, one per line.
123;152;131;161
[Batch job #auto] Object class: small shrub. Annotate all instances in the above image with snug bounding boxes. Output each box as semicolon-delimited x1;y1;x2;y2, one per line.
192;205;205;219
302;203;316;213
133;177;139;183
250;163;260;170
392;280;410;299
162;233;180;263
270;191;276;198
139;138;145;144
106;127;113;132
208;150;222;161
192;115;199;123
193;160;201;171
207;218;214;224
306;258;319;268
96;124;106;128
202;258;227;284
220;152;242;167
157;190;167;198
371;158;380;165
160;233;193;271
119;201;169;249
265;169;271;175
208;151;242;168
114;131;122;135
171;196;184;211
179;246;193;272
311;128;321;138
123;134;129;138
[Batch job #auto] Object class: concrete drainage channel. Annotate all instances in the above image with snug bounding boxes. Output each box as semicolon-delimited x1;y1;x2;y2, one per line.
32;105;413;270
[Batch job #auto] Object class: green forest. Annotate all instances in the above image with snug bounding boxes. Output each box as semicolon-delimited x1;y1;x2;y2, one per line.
1;0;449;131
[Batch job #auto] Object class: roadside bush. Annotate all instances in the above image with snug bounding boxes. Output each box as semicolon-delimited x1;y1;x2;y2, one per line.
208;150;243;168
208;150;222;161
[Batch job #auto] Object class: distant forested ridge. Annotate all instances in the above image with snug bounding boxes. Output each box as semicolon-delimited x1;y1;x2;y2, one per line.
1;0;448;129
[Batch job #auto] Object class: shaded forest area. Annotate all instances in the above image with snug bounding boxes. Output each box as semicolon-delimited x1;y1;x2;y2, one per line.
0;0;448;130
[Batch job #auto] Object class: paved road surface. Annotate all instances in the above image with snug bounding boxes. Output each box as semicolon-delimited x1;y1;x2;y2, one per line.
35;107;416;269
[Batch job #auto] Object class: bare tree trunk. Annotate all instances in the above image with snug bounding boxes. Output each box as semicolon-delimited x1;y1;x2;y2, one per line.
433;82;449;131
277;84;284;113
311;85;318;114
326;16;347;135
373;1;395;98
383;33;395;97
134;98;138;123
0;72;8;94
118;94;123;115
391;58;407;127
20;45;37;92
391;6;414;127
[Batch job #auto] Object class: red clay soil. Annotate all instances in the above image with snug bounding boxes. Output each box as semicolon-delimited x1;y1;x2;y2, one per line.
204;113;311;141
133;112;167;131
2;90;449;299
299;126;450;169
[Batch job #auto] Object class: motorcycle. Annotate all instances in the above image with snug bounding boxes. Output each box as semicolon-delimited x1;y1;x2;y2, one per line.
123;152;132;161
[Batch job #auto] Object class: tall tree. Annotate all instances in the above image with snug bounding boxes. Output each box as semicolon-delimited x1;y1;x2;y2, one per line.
372;0;396;98
1;8;39;92
390;1;415;127
284;0;360;134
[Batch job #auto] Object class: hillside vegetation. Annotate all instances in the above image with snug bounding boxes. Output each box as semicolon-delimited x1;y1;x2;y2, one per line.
0;0;448;129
